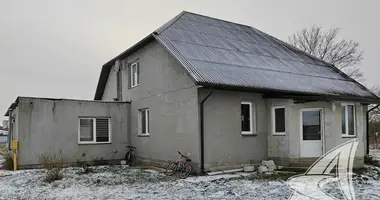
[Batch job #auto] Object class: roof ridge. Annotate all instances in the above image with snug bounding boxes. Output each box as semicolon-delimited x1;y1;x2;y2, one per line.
155;11;187;34
181;11;253;29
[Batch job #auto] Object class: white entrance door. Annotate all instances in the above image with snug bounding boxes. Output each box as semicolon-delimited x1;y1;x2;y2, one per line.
300;108;323;157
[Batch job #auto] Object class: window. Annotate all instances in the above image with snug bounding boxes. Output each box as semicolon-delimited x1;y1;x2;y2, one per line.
341;103;356;137
78;118;111;144
241;102;255;135
138;108;150;135
130;61;139;87
272;106;285;135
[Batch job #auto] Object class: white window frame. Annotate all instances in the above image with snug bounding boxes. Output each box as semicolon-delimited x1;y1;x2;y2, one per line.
78;117;111;144
241;101;256;135
272;106;286;136
130;61;139;88
341;103;356;137
138;108;150;136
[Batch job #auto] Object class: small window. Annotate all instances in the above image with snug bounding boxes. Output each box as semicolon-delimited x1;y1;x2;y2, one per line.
78;118;111;144
138;108;150;135
130;61;139;87
241;102;255;135
272;106;285;135
342;103;356;137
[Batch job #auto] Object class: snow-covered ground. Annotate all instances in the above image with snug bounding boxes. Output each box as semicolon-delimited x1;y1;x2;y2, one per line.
0;147;379;199
0;164;380;200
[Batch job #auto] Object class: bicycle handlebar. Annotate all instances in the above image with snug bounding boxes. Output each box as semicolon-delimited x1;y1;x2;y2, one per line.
177;151;189;160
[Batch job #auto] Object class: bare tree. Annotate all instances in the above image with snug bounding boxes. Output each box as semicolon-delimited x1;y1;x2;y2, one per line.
369;85;380;120
289;26;364;80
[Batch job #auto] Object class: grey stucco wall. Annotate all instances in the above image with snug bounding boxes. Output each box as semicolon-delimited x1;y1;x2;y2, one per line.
267;99;293;160
201;89;268;170
102;64;117;101
15;97;129;166
268;100;367;167
102;41;200;165
11;107;19;141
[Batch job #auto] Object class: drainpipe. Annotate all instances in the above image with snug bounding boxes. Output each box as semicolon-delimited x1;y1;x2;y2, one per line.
367;104;380;155
199;88;212;175
7;110;13;150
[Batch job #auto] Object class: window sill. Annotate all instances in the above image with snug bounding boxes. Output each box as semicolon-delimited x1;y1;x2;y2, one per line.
78;142;111;145
272;132;286;136
342;135;356;138
130;84;140;89
138;134;150;137
241;132;257;136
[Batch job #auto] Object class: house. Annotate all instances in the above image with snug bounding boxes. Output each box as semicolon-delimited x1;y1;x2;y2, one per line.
0;124;8;144
5;11;380;171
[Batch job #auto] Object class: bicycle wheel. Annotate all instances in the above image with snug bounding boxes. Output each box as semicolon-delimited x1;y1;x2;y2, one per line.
165;162;178;176
125;152;132;165
179;163;192;179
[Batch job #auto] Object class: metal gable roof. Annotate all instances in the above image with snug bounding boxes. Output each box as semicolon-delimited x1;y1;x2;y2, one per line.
154;12;378;99
95;11;379;102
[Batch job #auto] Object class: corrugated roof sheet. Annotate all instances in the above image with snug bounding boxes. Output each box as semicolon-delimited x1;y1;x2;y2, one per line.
154;12;377;99
95;11;378;101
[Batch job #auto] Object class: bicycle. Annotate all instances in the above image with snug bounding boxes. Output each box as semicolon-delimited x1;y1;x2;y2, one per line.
165;151;193;179
125;145;136;166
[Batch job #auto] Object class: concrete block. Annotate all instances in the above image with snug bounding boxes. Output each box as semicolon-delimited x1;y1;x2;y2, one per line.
261;160;276;167
258;165;268;173
243;166;255;172
223;168;244;174
207;171;224;176
261;160;276;172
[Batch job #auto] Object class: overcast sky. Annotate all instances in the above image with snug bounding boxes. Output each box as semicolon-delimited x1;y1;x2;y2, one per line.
1;0;379;121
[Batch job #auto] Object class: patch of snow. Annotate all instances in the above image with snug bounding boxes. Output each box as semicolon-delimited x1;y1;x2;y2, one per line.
144;169;160;174
184;173;251;183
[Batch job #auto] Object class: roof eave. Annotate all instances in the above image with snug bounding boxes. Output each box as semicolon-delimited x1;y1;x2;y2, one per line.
5;97;20;116
198;83;380;104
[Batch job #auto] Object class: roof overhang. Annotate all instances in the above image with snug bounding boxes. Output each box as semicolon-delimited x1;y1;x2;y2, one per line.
94;34;155;100
5;97;19;116
198;83;380;104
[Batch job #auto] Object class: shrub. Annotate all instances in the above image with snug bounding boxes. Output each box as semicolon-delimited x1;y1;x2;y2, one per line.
0;149;14;170
76;160;93;174
364;154;380;167
39;151;67;183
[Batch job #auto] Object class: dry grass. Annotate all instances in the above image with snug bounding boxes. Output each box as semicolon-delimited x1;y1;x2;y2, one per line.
0;144;14;170
39;151;67;183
